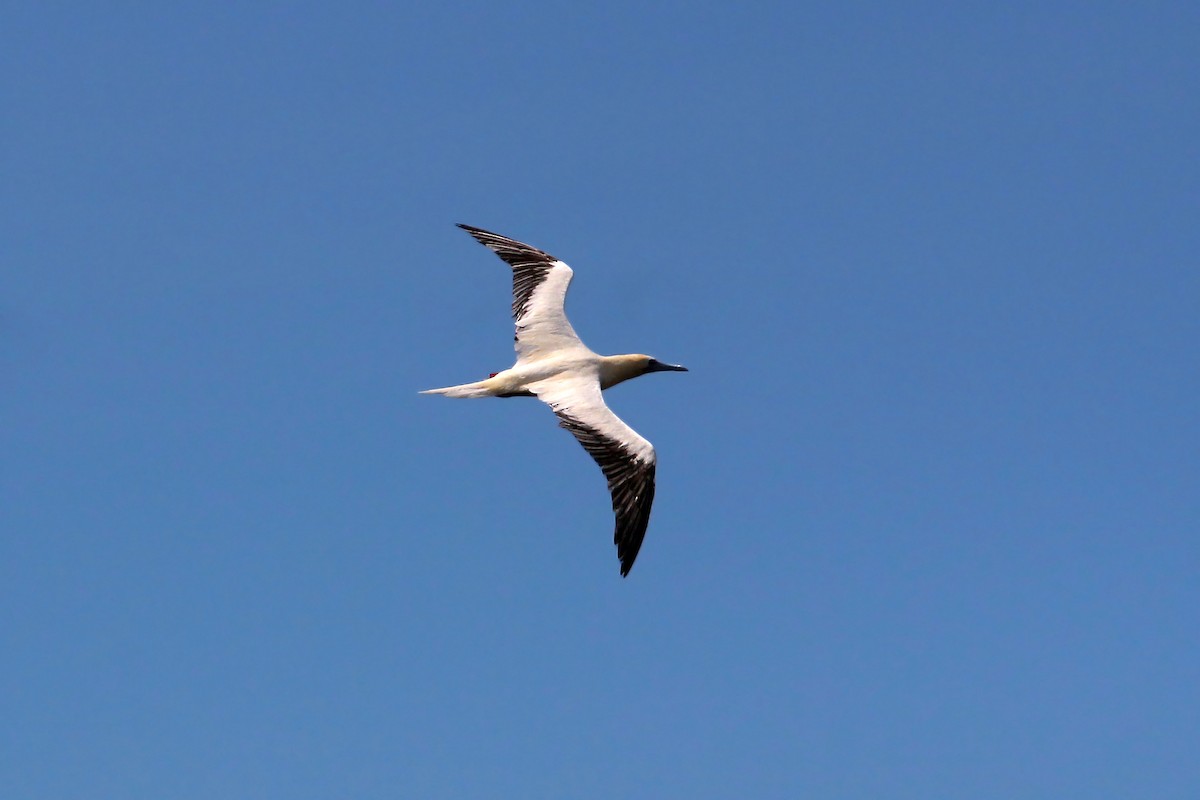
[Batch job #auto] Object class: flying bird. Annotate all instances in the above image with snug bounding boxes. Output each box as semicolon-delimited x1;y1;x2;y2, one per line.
422;224;687;576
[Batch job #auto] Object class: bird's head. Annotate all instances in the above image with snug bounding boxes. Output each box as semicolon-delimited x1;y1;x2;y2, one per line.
642;356;689;375
599;354;688;390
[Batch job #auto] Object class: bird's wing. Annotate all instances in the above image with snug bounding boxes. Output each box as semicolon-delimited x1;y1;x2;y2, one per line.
457;224;588;362
530;373;657;576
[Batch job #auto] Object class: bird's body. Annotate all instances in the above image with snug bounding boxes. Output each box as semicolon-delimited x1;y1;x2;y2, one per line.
422;224;687;576
423;353;658;398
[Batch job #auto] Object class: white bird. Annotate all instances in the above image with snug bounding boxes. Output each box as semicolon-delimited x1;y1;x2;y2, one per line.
422;224;688;576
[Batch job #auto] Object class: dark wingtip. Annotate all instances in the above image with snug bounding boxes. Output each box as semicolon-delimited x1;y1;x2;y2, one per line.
457;222;506;244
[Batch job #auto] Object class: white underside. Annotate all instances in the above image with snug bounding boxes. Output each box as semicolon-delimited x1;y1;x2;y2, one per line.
422;252;654;460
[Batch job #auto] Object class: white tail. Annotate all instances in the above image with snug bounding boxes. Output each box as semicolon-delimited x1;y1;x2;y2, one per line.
419;379;495;398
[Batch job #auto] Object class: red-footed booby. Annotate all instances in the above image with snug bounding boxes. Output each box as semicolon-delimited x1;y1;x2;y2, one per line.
422;224;687;576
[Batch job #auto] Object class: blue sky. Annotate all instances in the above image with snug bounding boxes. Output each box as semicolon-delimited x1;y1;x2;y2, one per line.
3;2;1197;798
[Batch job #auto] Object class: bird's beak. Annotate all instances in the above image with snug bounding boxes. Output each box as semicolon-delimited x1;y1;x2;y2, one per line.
647;359;688;373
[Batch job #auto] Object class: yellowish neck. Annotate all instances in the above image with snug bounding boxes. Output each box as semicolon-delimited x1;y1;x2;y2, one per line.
598;354;648;390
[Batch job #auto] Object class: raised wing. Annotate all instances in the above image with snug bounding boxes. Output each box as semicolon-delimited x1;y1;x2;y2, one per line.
531;374;657;576
456;224;587;362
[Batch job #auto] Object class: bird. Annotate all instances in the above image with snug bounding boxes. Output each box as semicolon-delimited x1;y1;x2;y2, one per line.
422;224;688;576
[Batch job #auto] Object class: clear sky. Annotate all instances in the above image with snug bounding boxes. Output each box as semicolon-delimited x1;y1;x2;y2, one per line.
3;3;1197;798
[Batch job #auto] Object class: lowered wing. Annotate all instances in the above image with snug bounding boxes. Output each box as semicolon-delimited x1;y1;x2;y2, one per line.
530;373;658;576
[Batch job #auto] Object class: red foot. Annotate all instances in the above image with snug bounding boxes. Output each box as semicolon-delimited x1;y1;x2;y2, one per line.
488;372;499;378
